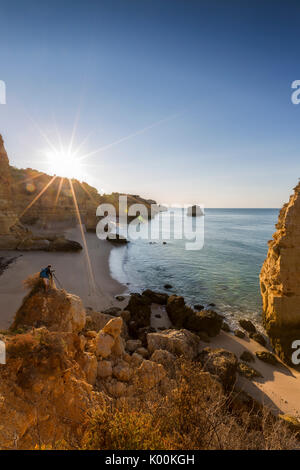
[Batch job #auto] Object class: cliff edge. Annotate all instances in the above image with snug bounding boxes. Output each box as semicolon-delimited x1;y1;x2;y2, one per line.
260;182;300;365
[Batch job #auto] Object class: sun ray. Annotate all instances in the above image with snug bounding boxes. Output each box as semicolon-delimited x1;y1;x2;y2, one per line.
78;181;98;204
19;175;57;219
54;177;64;209
12;171;44;187
78;113;181;162
68;178;96;292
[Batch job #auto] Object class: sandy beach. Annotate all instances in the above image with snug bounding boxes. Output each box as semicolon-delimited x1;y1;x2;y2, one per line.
199;331;300;419
0;226;128;330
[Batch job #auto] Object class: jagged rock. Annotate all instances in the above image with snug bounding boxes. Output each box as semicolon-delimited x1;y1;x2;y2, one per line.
166;295;222;336
255;351;279;365
131;352;144;367
234;329;245;339
186;309;223;336
136;347;148;358
147;329;200;360
240;351;255;363
126;339;142;353
133;359;166;390
237;362;262;380
150;349;176;377
112;361;132;382
95;332;114;358
164;284;172;289
102;317;123;339
118;310;131;322
11;287;86;333
126;294;151;337
249;332;266;347
97;360;113;378
142;290;169;305
239;319;256;334
260;182;300;365
79;352;98;385
198;348;238;390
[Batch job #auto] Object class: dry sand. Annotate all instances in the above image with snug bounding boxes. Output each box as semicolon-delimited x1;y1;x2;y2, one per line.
201;331;300;418
0;226;128;329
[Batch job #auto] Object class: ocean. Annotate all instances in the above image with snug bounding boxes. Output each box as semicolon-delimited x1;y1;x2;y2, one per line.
109;208;278;328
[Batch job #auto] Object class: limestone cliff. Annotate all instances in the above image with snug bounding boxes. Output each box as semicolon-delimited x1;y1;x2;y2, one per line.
260;182;300;364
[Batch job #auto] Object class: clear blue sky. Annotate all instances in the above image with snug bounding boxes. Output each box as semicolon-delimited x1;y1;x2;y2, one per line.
0;0;300;207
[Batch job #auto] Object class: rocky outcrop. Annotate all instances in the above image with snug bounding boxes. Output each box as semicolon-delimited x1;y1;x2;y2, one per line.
198;348;238;390
11;287;86;333
166;295;223;337
147;329;200;360
260;182;300;365
187;205;204;216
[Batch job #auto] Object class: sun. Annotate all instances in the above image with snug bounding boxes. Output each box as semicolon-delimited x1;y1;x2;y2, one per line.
45;149;83;179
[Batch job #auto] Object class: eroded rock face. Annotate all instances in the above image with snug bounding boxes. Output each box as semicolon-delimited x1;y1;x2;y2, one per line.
147;329;200;360
11;287;86;333
260;182;300;364
0;328;106;449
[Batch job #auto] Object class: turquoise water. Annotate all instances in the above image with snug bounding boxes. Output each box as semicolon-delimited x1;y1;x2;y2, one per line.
109;209;278;326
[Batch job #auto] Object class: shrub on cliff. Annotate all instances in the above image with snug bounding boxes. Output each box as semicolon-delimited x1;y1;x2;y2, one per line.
82;360;298;450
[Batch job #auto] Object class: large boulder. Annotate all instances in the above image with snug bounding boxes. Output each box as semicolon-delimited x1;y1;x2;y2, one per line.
185;309;223;336
166;295;222;336
11;287;86;333
260;182;300;365
133;359;166;390
126;293;152;337
198;348;238;390
95;317;125;360
147;329;200;360
142;289;169;305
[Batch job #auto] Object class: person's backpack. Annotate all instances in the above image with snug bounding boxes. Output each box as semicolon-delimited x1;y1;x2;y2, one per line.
40;268;48;278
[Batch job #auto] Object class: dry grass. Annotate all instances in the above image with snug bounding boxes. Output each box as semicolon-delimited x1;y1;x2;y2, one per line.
23;272;43;291
82;361;299;450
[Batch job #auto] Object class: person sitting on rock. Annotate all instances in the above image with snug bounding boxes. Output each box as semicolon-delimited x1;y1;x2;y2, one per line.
39;265;53;292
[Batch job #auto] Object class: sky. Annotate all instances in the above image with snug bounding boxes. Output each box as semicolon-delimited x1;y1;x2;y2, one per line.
0;0;300;207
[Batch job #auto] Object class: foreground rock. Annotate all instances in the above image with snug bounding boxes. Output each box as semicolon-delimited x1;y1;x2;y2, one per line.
126;293;152;337
198;348;238;390
11;286;86;333
260;182;300;365
147;329;200;360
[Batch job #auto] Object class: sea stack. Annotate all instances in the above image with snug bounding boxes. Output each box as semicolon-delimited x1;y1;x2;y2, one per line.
260;181;300;365
187;205;204;216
